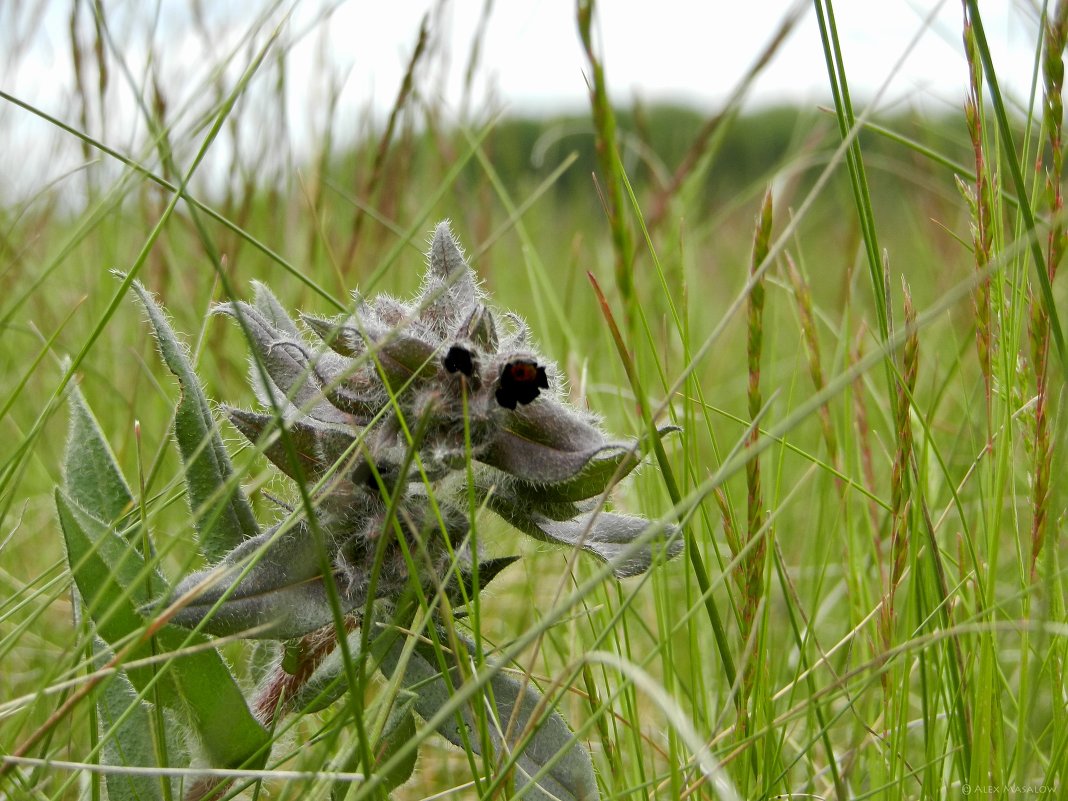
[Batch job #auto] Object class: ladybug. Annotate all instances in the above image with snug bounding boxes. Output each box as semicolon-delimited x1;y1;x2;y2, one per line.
495;359;549;409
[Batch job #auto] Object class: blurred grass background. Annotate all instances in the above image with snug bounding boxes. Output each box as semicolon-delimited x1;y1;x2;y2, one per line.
1;1;1066;799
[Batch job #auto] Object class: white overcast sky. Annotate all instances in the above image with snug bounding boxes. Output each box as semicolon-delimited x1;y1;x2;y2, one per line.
0;1;1047;202
310;1;1039;114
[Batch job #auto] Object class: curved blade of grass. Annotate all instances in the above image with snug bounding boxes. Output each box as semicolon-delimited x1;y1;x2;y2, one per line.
131;281;259;560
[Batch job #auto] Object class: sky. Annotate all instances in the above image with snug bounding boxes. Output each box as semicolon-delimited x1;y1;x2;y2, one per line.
318;0;1038;114
0;1;1047;204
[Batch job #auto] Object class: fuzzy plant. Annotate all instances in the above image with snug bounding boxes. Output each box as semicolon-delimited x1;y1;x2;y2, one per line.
56;222;680;801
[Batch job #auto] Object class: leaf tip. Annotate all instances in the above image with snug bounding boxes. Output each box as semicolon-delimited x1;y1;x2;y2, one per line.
428;220;468;278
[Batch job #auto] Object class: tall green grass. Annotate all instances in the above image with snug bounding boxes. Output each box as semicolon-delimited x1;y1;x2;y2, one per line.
1;1;1065;799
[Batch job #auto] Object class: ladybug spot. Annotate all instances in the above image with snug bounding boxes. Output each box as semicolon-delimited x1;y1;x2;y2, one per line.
443;345;475;376
495;359;549;409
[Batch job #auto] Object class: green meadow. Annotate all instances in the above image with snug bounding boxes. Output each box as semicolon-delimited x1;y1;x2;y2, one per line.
1;2;1065;799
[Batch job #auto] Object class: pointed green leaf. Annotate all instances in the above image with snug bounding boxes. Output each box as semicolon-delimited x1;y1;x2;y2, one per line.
494;425;680;504
224;406;357;481
446;556;520;606
221;301;356;426
158;624;271;769
57;490;163;693
64;385;134;526
480;398;615;484
373;333;438;391
460;304;498;350
216;300;289;406
214;300;282;355
428;221;470;280
423;221;479;318
94;638;181;801
486;494;681;579
96;679;166;801
531;511;681;578
219;301;353;426
167;522;362;639
252;280;301;339
57;490;271;768
307;307;437;394
131;282;259;560
302;313;365;357
319;379;379;424
374;699;419;794
381;634;598;801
